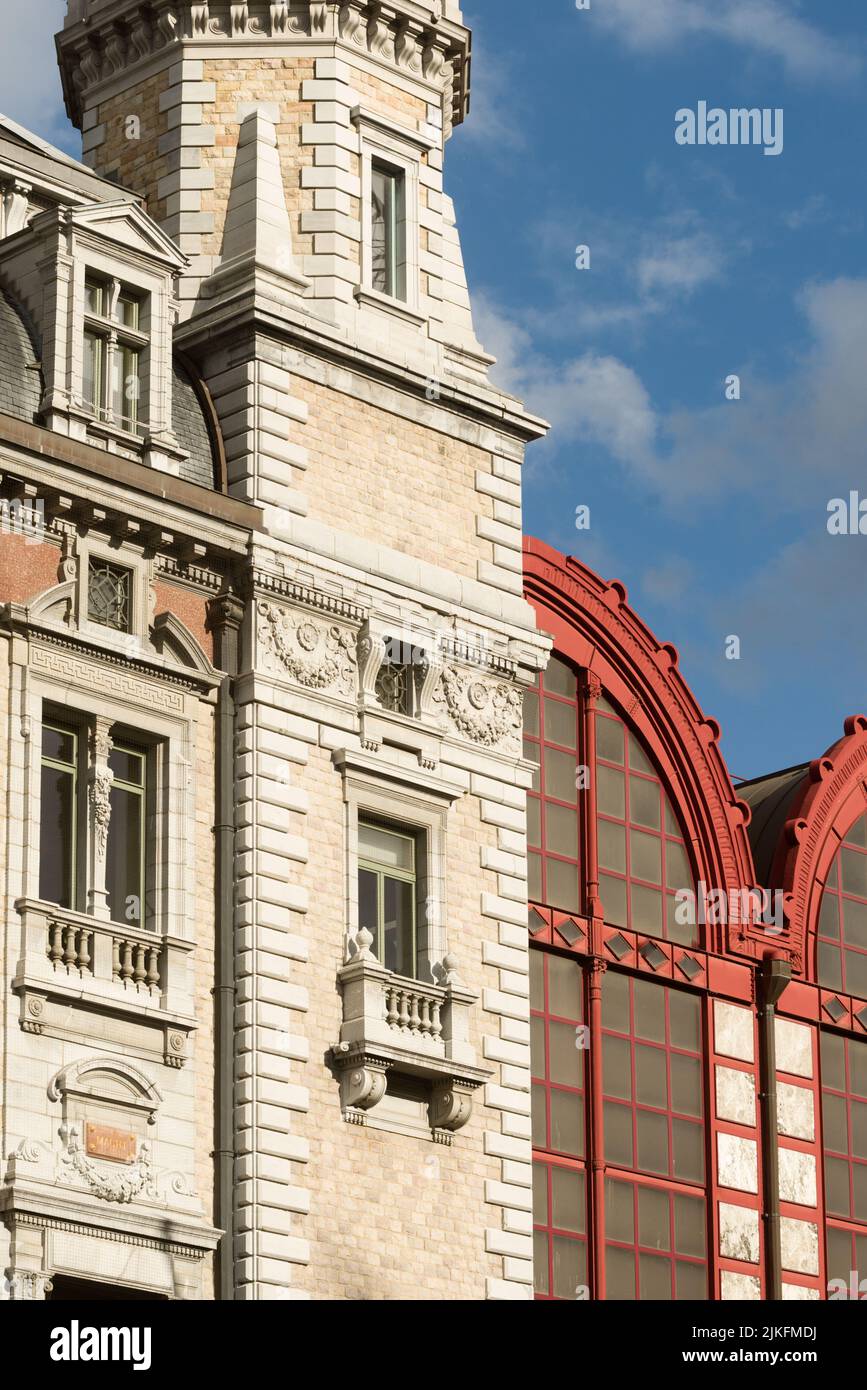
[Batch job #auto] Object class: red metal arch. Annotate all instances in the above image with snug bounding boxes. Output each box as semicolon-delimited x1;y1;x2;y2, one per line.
524;537;759;961
767;715;867;981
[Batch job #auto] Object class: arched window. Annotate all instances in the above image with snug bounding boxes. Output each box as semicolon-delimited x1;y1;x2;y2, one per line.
595;696;695;946
817;813;867;999
524;659;696;942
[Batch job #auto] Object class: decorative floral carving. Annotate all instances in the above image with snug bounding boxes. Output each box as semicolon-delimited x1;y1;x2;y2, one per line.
435;666;522;750
88;767;113;860
60;1126;155;1204
258;602;357;696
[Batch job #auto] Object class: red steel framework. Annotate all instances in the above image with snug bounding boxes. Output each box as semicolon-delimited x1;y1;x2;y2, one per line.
523;537;867;1300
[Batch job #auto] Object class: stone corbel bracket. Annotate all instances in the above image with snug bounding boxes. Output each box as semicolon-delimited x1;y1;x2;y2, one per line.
329;1038;489;1141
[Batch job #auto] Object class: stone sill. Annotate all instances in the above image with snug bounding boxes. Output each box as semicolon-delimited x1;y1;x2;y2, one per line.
354;285;427;328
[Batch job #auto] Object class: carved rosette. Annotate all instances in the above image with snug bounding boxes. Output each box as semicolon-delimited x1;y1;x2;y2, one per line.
434;666;523;753
258;601;357;696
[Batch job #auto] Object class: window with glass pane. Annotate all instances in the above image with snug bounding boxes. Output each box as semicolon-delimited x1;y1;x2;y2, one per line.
106;743;146;927
112;342;141;431
39;723;78;909
524;658;582;914
371;161;406;301
826;1224;867;1298
83;275;147;435
531;949;587;1298
358;819;417;977
821;1032;867;1226
602;971;705;1186
596;695;696;944
817;815;867;999
88;558;131;632
604;1175;707;1300
375;651;412;715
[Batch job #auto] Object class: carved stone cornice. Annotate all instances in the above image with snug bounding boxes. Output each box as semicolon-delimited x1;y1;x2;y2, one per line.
57;1;471;133
251;568;366;623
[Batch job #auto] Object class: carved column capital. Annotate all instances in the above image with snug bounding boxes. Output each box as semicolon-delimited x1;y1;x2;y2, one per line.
3;1270;54;1301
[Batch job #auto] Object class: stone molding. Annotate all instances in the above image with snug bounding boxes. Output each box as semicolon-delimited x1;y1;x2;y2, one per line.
58;1;470;133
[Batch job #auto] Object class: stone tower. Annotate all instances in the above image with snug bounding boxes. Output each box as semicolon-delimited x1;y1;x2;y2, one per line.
57;0;550;1301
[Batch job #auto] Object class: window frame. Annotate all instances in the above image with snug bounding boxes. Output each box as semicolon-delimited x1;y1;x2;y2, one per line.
82;273;149;436
358;816;418;977
354;105;428;316
531;946;712;1301
38;715;85;913
106;737;150;930
816;815;867;1000
26;687;194;946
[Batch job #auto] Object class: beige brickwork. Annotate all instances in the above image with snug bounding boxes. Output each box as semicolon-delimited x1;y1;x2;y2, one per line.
297;378;495;581
200;58;316;262
91;75;171;224
299;743;502;1299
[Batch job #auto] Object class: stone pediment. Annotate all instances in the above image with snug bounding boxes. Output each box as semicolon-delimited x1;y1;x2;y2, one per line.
70;200;187;271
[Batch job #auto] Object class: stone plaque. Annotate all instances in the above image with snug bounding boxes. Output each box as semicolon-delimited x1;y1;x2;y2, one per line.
85;1123;137;1164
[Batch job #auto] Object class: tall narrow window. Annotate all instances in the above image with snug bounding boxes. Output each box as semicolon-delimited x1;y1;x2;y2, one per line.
358;819;416;976
531;950;587;1299
39;723;79;908
83;276;147;434
371;161;406;301
821;1031;867;1229
106;742;146;927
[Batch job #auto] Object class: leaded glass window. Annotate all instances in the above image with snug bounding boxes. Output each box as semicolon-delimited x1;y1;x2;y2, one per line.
88;559;131;632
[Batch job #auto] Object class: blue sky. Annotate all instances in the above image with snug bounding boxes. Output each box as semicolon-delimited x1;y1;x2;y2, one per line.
5;0;867;779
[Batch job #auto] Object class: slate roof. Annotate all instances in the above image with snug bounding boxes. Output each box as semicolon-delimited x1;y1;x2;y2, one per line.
0;288;42;423
737;763;810;886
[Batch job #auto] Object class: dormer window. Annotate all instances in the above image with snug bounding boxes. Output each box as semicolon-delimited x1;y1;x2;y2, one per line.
83;275;149;435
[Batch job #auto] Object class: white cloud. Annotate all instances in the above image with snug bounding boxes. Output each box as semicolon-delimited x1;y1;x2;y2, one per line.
636;232;724;297
478;275;867;520
455;20;525;152
593;0;861;82
474;292;658;466
0;0;77;152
